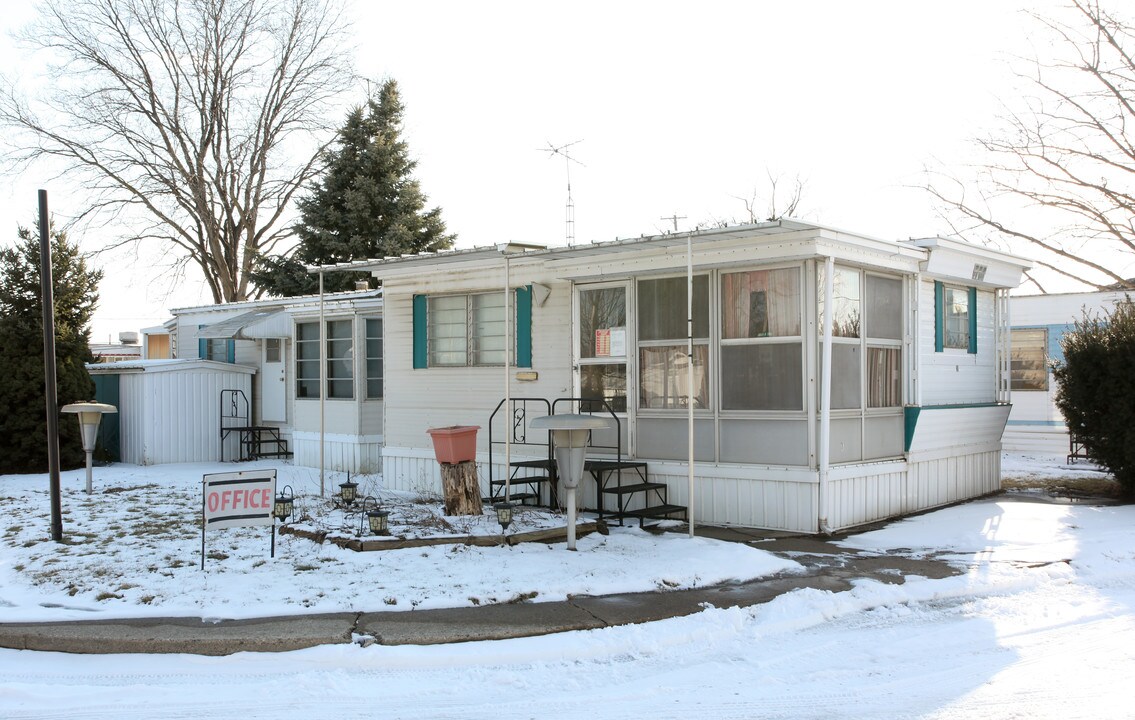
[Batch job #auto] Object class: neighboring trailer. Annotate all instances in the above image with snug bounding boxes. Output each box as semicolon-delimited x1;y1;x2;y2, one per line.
337;220;1031;534
1004;290;1129;454
89;360;255;465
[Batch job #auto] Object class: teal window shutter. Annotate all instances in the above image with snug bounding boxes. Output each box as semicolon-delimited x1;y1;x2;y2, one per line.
226;339;236;363
515;285;533;368
968;286;978;354
933;281;944;353
413;294;428;369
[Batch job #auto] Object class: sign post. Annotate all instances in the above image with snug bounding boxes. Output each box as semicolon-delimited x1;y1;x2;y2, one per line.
201;470;277;570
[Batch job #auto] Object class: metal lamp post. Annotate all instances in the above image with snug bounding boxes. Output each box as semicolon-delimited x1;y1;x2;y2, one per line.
529;413;612;551
61;402;117;494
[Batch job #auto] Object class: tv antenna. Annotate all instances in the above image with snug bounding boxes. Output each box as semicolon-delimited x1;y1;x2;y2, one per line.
539;139;584;244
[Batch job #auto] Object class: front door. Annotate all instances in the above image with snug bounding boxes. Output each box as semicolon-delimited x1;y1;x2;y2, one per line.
575;282;633;453
261;338;287;422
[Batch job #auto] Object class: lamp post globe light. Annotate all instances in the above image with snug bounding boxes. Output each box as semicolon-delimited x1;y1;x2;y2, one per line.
60;402;117;494
528;413;612;551
338;476;358;506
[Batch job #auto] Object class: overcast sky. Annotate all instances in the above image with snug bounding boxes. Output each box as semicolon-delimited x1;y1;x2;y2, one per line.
0;0;1050;341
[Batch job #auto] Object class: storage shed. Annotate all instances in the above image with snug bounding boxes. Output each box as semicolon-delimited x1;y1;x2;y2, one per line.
89;359;255;465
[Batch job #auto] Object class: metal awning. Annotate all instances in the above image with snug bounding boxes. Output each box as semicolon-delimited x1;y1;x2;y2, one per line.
197;308;289;340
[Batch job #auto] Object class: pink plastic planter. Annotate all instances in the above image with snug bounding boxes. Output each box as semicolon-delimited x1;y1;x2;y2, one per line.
426;425;480;464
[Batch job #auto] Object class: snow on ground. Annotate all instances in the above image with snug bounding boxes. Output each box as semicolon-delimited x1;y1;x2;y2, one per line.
0;461;796;621
2;454;1134;719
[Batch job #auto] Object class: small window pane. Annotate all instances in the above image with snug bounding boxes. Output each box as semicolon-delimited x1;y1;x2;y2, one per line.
472;293;506;365
638;276;709;341
868;347;902;407
640;344;709;409
866;275;902;340
721;343;803;410
428;295;468;366
818;266;861;338
1010;329;1048;391
580;287;627;358
722;268;801;339
944;286;970;350
365;318;383;399
326;319;353;399
296;321;320;399
581;364;627;412
265;338;281;363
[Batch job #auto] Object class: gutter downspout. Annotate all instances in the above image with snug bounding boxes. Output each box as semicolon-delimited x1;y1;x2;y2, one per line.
818;256;834;535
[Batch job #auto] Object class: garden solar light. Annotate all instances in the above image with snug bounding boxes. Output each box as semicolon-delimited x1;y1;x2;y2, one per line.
61;402;117;494
338;475;358;506
359;496;390;536
273;485;294;522
494;501;514;533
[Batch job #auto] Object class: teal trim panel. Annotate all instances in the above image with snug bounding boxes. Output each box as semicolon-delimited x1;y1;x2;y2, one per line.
412;294;428;369
967;286;978;354
515;285;532;368
934;281;944;352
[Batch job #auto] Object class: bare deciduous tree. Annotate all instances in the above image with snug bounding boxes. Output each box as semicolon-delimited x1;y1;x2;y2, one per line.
0;0;355;303
927;0;1135;293
734;170;807;224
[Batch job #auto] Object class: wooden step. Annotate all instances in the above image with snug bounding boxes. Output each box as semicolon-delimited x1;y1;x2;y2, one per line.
601;482;667;495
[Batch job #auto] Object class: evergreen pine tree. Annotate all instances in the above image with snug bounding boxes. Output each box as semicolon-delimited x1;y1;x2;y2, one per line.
0;223;102;473
253;79;456;295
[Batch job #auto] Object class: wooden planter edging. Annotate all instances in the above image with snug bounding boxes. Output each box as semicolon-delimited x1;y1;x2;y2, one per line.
278;521;600;552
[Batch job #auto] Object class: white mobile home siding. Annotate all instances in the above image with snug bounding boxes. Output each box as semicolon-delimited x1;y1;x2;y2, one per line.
366;224;1028;533
380;262;573;493
918;283;999;405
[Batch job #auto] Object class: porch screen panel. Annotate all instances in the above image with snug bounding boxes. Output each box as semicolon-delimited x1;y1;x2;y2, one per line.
721;344;802;410
638;276;709;410
721;267;803;411
721;268;800;339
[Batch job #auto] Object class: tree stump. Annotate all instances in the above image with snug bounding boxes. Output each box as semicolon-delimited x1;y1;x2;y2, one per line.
440;460;483;516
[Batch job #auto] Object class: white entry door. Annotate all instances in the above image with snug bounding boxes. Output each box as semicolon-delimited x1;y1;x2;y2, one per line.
261;338;287;422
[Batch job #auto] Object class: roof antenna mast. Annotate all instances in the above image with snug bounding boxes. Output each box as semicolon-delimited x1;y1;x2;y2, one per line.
539;139;583;245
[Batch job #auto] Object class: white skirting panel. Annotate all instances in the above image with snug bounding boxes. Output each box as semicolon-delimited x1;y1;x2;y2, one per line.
380;447;536;501
825;464;907;532
649;468;819;533
906;449;1001;513
293;432;383;475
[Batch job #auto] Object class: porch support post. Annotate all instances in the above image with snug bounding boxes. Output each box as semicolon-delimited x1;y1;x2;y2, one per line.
687;231;695;538
319;268;326;498
818;255;834;534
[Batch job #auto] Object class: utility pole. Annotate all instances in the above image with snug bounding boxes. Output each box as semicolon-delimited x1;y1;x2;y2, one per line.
661;213;687;233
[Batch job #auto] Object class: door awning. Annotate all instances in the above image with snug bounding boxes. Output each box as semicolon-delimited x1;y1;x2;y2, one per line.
197;309;289;340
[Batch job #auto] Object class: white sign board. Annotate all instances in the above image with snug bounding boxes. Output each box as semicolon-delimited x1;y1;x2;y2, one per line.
202;470;276;530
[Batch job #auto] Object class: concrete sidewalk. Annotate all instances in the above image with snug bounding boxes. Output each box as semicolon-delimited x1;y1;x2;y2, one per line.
0;530;961;655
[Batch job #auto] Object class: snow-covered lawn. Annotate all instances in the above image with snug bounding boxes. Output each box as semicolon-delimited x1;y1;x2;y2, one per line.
1;454;1133;719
